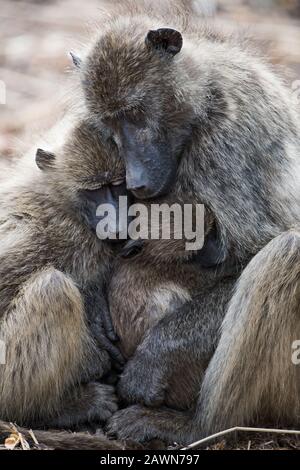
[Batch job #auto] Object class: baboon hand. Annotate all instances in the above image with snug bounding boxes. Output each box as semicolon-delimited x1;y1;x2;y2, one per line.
107;405;163;442
84;383;119;423
118;347;167;406
88;297;125;369
107;405;191;444
48;383;119;428
96;331;125;370
100;296;119;343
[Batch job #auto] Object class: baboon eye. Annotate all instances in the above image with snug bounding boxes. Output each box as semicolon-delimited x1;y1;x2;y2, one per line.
111;179;125;186
110;134;121;148
81;187;106;204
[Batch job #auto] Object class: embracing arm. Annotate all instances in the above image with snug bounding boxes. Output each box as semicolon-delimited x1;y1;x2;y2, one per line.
117;277;234;409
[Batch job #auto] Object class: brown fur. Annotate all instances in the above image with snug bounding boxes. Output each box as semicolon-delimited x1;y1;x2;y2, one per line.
0;118;124;428
76;3;300;444
107;204;237;411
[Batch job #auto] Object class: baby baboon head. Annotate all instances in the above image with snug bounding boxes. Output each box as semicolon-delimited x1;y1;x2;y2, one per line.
78;23;195;200
35;119;131;241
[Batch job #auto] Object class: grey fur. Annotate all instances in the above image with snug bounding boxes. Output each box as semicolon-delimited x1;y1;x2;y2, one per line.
78;3;300;444
0;118;124;428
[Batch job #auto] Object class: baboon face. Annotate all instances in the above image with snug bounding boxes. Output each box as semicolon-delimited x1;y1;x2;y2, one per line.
36;121;132;240
79;182;131;240
81;26;194;199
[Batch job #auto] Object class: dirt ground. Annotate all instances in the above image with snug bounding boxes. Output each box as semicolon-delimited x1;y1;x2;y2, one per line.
1;0;300;451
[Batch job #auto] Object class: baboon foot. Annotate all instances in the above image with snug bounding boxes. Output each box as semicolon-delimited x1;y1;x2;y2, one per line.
48;382;118;428
107;405;193;445
118;348;167;407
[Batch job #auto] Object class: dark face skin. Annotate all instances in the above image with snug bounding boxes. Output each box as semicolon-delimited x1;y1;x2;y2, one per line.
117;120;178;199
80;181;132;242
101;115;192;200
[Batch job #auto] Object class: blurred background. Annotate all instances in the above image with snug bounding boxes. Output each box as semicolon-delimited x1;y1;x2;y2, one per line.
1;0;300;158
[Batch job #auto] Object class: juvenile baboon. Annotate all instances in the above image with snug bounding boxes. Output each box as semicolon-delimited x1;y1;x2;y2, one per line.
108;199;237;411
0;117;127;429
73;3;300;444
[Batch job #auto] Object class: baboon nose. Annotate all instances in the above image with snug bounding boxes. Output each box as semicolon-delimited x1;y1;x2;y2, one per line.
126;167;146;193
126;172;151;198
128;185;145;192
129;187;148;199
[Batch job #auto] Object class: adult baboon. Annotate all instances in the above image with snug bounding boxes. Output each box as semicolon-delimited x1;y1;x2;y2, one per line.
0;118;127;429
73;3;300;444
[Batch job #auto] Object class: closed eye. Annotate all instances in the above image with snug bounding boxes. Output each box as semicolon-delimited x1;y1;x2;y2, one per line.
111;179;125;186
81;187;105;203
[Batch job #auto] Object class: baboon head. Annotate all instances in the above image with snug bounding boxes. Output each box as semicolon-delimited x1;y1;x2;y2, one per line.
73;24;231;265
72;25;230;264
73;15;300;263
77;24;194;200
35;119;131;241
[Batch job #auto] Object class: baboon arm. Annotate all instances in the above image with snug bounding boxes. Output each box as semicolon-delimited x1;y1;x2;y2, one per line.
110;231;300;444
198;229;300;436
108;283;230;445
116;279;233;413
0;267;112;426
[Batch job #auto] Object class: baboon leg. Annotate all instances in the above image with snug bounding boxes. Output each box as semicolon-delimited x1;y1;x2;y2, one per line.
0;267;114;426
198;230;300;436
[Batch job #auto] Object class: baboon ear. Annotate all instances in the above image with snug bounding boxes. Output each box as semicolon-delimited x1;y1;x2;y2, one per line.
35;148;56;171
145;28;183;57
194;225;228;268
69;51;82;68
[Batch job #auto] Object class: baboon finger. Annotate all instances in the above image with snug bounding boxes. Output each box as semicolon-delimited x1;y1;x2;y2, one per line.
101;302;119;343
97;334;125;367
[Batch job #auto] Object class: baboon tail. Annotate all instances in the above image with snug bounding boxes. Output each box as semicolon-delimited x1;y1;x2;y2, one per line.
0;420;132;450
